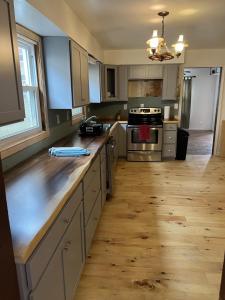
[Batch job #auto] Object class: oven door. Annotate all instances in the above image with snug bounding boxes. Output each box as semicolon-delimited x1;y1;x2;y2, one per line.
127;125;162;151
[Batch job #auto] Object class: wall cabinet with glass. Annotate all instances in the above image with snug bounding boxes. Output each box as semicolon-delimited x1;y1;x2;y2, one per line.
0;0;25;125
104;65;118;101
43;37;89;109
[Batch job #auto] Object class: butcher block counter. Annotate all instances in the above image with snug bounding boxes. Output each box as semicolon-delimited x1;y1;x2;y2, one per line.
5;123;118;264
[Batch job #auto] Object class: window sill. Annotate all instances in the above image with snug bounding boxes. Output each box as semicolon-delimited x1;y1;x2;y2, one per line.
72;115;83;126
0;130;49;159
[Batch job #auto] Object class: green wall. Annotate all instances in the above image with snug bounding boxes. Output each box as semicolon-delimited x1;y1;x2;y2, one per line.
89;97;178;120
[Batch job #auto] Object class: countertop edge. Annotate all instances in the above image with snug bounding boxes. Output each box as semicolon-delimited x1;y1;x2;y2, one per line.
12;127;113;264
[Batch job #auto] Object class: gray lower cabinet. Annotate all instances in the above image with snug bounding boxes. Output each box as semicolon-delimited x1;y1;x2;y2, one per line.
163;123;178;160
18;153;106;300
62;202;85;300
29;244;64;300
0;0;24;125
30;201;84;300
100;146;107;207
43;37;89;109
118;123;127;158
85;192;102;255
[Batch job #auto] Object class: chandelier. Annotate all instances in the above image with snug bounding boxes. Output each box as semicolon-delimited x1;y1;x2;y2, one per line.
146;11;188;61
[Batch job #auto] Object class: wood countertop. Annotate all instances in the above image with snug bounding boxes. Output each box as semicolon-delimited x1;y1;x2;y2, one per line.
163;119;180;124
5;126;115;264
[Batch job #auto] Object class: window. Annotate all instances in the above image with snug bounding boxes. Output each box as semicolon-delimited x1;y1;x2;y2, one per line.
0;37;41;140
72;107;86;124
0;26;49;159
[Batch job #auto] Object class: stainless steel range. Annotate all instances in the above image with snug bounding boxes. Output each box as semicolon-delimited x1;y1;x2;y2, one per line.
127;107;163;162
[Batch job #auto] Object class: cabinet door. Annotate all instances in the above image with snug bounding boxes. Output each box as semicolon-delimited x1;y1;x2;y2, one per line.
104;65;118;101
118;65;128;101
80;50;89;105
70;41;82;107
162;65;178;100
29;246;65;300
62;203;85;300
0;0;24;125
128;65;146;79
118;123;127;157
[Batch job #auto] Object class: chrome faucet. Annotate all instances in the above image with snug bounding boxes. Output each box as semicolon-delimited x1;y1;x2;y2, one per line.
83;115;97;124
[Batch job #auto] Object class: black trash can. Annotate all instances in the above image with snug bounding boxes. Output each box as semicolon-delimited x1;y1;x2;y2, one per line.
176;128;189;160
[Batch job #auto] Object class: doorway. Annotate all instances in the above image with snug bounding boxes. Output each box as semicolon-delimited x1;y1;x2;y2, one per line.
181;67;221;155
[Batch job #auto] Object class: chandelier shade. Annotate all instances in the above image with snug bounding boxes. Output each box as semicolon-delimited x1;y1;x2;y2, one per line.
146;11;188;61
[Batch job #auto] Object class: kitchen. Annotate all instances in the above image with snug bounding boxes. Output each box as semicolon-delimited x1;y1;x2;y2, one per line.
1;1;225;300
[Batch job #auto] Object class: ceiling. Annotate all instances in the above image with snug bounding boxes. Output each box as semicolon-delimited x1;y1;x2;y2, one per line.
65;0;225;50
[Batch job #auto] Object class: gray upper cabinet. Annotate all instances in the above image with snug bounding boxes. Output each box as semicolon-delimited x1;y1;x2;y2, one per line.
128;65;163;80
79;48;89;105
0;0;24;125
118;65;128;101
104;65;118;101
162;65;179;100
43;37;89;109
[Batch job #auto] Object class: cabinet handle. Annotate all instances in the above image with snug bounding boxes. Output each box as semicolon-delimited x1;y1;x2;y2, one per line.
92;190;97;193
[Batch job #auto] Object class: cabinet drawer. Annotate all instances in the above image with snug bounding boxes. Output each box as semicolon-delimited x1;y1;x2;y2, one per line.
85;192;102;255
163;144;176;158
84;155;100;190
164;131;177;144
164;123;177;131
84;170;101;225
26;183;83;289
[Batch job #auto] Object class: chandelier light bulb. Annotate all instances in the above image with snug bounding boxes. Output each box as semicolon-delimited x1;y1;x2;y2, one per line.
148;30;160;50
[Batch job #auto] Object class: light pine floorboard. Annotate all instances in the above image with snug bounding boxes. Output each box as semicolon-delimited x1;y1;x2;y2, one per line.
75;156;225;300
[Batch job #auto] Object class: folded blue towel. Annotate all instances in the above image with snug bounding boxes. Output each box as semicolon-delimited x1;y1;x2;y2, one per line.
49;147;90;157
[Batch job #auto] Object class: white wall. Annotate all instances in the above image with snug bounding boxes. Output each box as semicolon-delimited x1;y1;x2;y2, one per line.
184;49;225;155
188;68;219;130
104;49;184;65
26;0;104;61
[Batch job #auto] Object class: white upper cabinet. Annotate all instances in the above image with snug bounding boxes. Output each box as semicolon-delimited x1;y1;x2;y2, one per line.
128;65;163;80
162;65;179;100
0;0;25;125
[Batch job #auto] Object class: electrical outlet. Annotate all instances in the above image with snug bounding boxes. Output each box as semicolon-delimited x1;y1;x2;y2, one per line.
174;103;179;110
124;104;127;110
56;114;60;125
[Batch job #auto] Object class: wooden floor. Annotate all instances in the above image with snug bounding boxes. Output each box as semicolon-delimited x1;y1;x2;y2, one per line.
187;130;214;155
75;156;225;300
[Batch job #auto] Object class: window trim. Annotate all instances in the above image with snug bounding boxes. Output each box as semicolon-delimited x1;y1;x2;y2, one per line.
0;25;49;159
71;106;86;125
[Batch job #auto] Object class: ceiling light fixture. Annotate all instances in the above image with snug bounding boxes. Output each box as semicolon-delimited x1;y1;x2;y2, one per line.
146;11;188;62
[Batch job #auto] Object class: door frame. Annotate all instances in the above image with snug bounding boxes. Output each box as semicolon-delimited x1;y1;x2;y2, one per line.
178;66;223;155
